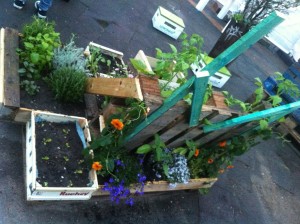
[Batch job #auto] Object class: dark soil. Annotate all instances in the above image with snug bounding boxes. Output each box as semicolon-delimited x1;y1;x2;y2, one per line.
35;121;90;187
90;47;129;77
20;80;86;117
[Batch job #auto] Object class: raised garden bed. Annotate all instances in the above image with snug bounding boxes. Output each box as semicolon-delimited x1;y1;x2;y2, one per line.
25;111;98;201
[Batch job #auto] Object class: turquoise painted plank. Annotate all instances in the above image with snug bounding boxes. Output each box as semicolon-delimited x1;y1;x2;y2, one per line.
123;76;195;143
203;101;300;133
189;76;209;126
189;12;284;127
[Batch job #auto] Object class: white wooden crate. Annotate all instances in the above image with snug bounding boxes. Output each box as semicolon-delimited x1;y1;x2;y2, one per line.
26;111;98;201
152;6;185;39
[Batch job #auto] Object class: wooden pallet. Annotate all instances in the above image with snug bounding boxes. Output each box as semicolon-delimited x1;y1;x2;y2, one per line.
274;116;300;147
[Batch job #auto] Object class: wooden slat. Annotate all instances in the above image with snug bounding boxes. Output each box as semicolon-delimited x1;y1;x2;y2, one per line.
3;28;20;108
169;111;232;148
84;93;99;118
13;107;32;123
0;28;4;107
125;101;188;149
92;178;217;196
86;77;143;101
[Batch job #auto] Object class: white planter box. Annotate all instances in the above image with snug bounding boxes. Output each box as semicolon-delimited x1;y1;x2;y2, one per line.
191;54;231;88
152;6;185;40
85;42;126;78
25;111;98;201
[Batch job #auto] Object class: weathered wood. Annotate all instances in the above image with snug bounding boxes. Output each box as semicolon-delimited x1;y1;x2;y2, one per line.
169;111;232;148
3;28;20;108
13;107;32;123
86;77;143;101
92;178;218;196
84;93;99;118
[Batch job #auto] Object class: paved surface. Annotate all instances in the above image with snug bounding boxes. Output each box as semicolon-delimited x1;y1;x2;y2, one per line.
1;0;300;223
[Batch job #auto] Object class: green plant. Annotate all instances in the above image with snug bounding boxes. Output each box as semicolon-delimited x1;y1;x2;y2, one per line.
18;16;61;80
155;33;204;87
52;35;86;72
45;67;87;102
20;80;40;96
86;46;101;75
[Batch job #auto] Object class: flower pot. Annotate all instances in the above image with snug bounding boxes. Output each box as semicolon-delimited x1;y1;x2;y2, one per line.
25;111;98;201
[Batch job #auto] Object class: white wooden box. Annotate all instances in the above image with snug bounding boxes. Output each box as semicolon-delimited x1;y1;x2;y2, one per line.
152;6;185;40
26;111;98;201
191;54;231;88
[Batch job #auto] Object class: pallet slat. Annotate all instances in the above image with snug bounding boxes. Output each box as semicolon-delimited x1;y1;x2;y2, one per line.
3;28;20;108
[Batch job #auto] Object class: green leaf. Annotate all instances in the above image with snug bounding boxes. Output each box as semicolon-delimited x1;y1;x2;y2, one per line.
106;159;115;172
42;156;49;160
30;52;40;64
187;150;194;160
136;144;152;154
18;68;26;74
259;119;269;130
179;148;187;155
161;89;173;98
163;164;169;177
277;117;285;123
172;147;186;154
156;147;163;161
169;44;177;53
24;42;34;49
269;95;282;106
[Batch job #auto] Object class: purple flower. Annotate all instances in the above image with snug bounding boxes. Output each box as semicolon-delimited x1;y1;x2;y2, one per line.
125;197;134;206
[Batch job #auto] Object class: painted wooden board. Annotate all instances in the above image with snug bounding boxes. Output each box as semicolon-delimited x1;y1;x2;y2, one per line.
86;77;143;101
93;178;217;196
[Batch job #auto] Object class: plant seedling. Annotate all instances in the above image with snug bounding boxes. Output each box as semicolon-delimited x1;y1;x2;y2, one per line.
43;182;48;187
65;142;70;148
74;169;83;174
62;128;70;135
42;156;49;160
63;156;69;162
42;138;52;145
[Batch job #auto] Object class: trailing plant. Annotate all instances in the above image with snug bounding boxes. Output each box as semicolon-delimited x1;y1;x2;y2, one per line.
45;67;87;102
52;35;86;72
223;73;300;113
188;126;272;178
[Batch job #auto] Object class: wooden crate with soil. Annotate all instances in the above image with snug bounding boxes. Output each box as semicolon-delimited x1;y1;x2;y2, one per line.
26;111;98;201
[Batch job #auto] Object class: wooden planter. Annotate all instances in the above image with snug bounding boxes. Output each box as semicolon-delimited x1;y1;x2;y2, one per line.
93;178;217;196
25;111;98;201
85;42;126;78
93;115;218;196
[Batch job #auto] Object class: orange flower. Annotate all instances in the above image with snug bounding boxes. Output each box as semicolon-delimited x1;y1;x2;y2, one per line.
207;158;214;164
194;149;200;157
92;162;103;171
227;165;234;169
218;141;226;147
111;119;124;130
218;169;225;174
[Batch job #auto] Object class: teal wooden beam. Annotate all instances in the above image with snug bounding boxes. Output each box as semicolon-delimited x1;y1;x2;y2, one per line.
203;101;300;133
123;76;195;143
189;12;284;127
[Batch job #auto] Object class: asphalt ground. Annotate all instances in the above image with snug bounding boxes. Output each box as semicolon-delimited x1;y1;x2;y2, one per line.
0;0;300;223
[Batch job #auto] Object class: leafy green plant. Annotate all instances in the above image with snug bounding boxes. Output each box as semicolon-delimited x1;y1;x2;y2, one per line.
18;16;61;80
20;80;40;96
45;67;87;102
86;46;101;75
155;33;204;86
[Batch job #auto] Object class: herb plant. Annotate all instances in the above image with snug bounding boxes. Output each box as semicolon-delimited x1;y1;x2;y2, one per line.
46;67;87;102
17;16;61;95
52;35;86;72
